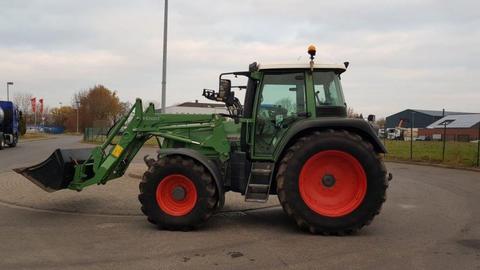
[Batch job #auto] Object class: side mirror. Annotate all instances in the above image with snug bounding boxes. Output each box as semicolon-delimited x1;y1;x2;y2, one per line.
367;114;376;122
218;79;231;101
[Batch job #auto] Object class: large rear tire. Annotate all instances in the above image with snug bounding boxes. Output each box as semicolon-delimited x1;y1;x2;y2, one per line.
138;155;218;231
276;130;388;235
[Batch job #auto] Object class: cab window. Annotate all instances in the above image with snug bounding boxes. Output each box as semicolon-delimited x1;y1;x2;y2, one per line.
313;71;345;107
254;72;306;156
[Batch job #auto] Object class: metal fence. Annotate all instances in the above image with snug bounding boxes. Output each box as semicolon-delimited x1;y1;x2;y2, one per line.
84;127;109;143
381;127;480;168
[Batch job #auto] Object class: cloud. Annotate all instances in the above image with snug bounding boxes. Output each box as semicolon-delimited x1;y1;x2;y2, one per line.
0;0;478;117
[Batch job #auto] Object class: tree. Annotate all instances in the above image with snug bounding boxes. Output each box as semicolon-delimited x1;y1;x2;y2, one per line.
118;101;132;121
347;107;363;119
13;92;35;126
74;85;123;131
376;117;386;128
19;113;26;135
13;92;33;115
50;106;76;130
275;98;295;114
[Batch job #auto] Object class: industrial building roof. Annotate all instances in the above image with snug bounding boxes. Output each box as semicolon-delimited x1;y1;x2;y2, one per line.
427;114;480;129
410;109;474;117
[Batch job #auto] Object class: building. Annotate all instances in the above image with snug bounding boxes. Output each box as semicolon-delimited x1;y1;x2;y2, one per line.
157;100;228;114
385;109;474;129
419;114;480;142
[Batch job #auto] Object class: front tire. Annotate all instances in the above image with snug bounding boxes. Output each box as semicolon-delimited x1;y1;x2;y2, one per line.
138;155;218;231
8;133;18;147
276;130;388;235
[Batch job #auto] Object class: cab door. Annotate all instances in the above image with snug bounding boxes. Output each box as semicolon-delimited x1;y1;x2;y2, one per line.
252;71;307;158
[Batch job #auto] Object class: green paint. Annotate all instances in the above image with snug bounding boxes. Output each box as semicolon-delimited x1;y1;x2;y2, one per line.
67;67;348;191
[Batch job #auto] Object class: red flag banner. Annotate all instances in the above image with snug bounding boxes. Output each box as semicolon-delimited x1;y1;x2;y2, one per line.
39;99;44;114
31;97;36;113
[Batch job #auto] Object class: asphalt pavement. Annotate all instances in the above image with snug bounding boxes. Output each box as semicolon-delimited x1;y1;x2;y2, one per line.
0;135;479;269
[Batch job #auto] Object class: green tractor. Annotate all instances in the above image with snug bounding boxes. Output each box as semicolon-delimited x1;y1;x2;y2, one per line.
15;46;389;234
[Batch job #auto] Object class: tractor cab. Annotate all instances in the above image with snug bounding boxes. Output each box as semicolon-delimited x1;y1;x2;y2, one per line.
248;62;348;157
204;46;350;158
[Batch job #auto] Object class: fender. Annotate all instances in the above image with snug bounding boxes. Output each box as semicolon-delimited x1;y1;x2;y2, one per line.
156;148;225;210
274;118;386;161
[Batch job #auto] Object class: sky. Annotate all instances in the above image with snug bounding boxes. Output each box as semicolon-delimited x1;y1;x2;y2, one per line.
0;0;478;118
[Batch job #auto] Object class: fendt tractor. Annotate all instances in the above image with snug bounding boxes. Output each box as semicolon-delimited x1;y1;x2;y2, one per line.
0;100;20;150
16;46;390;234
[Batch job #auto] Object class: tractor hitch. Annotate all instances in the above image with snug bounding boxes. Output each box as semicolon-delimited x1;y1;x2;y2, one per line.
13;148;94;192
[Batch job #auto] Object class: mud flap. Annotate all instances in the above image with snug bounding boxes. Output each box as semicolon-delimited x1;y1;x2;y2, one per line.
13;148;94;192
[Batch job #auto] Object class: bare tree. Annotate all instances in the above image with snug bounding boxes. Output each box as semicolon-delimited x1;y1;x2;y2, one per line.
347;107;363;118
376;117;386;127
275;98;295;114
13;92;34;114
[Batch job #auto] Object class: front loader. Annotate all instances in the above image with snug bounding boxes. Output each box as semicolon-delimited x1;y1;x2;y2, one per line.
15;46;389;234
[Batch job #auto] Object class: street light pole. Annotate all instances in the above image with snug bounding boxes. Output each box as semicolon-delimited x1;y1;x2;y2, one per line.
410;112;415;160
6;82;14;101
161;0;168;113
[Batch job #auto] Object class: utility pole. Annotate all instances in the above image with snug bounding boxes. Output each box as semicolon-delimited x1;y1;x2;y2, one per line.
161;0;168;113
6;82;13;101
34;102;37;128
477;122;480;167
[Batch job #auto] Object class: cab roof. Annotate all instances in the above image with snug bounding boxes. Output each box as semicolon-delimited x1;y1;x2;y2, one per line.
257;63;347;72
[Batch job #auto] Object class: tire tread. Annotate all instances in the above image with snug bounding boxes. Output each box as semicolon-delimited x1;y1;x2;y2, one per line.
276;129;388;235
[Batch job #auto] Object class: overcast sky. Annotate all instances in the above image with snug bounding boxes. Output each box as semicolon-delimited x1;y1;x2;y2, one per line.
0;0;478;117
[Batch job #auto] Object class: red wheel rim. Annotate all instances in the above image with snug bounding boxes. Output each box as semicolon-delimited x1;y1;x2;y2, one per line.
156;174;197;216
299;150;367;217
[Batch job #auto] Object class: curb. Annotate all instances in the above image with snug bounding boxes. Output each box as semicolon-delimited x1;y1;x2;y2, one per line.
20;136;57;142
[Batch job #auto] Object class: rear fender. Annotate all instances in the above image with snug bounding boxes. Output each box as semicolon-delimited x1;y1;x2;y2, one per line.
155;148;225;210
274;118;386;162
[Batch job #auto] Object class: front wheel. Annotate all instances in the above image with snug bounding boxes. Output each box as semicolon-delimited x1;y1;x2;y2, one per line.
276;130;388;235
8;133;18;147
138;156;218;231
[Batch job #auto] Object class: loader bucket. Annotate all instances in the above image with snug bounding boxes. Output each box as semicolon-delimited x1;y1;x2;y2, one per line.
14;148;94;192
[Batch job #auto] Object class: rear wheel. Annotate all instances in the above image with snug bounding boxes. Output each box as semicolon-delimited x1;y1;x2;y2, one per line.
138;156;218;230
276;130;388;235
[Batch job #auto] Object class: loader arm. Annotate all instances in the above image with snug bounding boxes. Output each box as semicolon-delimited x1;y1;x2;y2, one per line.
15;99;233;192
